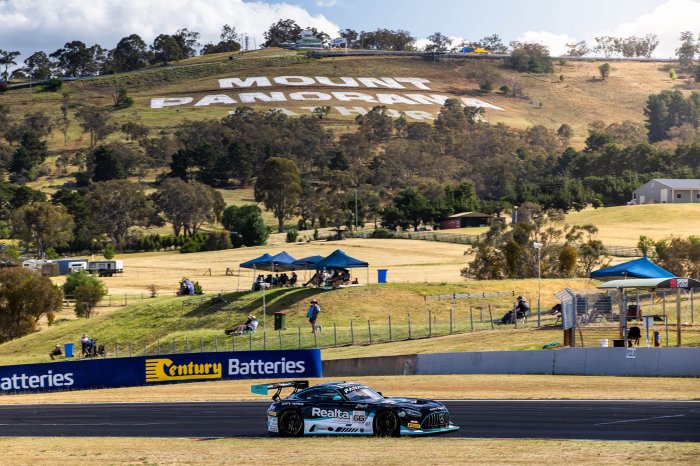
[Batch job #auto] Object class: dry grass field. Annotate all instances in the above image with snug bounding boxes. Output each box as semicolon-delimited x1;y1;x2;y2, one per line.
1;437;696;465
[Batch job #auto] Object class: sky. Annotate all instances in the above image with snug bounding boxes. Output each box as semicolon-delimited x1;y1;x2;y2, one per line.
1;0;700;64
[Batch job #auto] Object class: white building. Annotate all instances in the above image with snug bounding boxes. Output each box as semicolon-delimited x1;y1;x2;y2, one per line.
631;179;700;204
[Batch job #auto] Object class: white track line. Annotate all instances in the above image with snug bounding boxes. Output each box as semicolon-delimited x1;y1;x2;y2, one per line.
594;414;686;426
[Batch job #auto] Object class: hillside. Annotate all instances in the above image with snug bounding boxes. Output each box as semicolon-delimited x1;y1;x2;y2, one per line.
3;50;690;155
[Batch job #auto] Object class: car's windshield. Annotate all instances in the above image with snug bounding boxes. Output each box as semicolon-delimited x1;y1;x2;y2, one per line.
344;387;383;402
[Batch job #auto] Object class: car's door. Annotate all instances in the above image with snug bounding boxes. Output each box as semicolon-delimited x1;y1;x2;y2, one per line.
296;387;363;434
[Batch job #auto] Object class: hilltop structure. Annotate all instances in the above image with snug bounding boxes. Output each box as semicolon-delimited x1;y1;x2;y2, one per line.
631;179;700;204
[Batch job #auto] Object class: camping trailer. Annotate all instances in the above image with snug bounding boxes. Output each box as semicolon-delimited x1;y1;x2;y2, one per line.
87;260;124;277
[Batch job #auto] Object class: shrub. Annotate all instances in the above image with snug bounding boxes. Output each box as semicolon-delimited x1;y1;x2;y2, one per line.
42;78;63;92
205;231;232;251
371;228;395;239
499;84;510;94
286;229;299;243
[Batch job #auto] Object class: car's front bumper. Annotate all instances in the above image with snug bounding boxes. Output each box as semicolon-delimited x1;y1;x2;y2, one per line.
400;423;460;436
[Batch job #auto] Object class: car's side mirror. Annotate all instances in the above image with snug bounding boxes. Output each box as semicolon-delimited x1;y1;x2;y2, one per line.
377;392;383;396
332;395;343;401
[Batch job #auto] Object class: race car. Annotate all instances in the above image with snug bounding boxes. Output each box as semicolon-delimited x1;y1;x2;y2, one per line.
251;380;459;437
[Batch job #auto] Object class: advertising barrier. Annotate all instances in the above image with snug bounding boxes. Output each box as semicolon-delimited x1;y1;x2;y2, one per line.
0;349;322;395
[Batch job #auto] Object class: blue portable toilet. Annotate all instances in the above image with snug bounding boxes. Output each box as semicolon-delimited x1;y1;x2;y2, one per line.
64;342;74;358
377;269;388;283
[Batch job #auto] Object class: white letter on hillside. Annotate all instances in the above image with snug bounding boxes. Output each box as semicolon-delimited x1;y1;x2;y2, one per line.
274;76;315;86
150;97;193;109
332;92;377;103
315;76;359;87
377;93;418;105
395;78;432;90
289;92;332;101
357;77;404;89
461;97;503;111
405;94;448;105
238;92;287;103
335;106;368;116
405;110;435;120
218;77;271;88
194;95;238;106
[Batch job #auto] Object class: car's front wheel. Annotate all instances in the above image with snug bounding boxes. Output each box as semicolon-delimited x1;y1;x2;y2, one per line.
278;409;304;437
373;410;399;437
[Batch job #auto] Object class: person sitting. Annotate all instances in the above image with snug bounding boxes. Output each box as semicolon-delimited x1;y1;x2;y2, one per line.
303;271;322;287
289;272;298;286
49;344;62;360
627;326;641;346
265;274;273;285
278;273;289;286
225;315;259;335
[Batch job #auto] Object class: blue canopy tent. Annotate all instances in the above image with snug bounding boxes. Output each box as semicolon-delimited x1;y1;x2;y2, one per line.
590;257;675;279
239;251;297;272
239;253;272;269
313;249;369;270
291;255;324;270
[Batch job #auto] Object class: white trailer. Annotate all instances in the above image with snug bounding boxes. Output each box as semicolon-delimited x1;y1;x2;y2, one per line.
87;260;124;277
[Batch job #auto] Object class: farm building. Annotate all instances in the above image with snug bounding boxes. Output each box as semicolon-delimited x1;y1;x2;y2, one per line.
631;179;700;204
440;211;492;229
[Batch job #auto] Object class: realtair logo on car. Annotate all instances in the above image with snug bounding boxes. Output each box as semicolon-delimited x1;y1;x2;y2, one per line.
145;358;222;383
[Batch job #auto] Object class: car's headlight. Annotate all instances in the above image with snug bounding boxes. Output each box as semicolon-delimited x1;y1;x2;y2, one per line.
401;409;422;418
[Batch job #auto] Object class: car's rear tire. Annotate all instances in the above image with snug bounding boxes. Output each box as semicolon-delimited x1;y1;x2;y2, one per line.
373;410;399;437
278;409;304;437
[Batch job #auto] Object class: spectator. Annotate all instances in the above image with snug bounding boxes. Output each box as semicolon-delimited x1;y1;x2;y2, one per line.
307;299;321;333
80;334;89;354
49;344;62;360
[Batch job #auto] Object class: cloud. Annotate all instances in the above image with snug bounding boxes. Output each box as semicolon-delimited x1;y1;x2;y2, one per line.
514;31;577;57
605;0;700;58
0;0;340;62
315;0;339;6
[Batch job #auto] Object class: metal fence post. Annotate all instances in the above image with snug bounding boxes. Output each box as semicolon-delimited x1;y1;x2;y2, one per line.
143;341;147;356
389;315;392;341
428;310;432;337
450;308;453;334
157;339;160;354
298;325;301;349
214;336;218;352
129;342;133;357
333;323;337;347
313;329;318;348
279;329;283;349
469;306;474;332
115;345;119;358
480;307;483;323
185;337;189;353
124;293;127;306
172;341;176;354
488;305;494;330
408;312;411;339
263;329;266;350
350;320;354;344
199;337;203;352
249;331;252;351
232;335;235;352
368;320;372;343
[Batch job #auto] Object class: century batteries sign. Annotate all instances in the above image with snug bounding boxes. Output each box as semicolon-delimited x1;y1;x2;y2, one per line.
0;349;321;394
150;75;503;120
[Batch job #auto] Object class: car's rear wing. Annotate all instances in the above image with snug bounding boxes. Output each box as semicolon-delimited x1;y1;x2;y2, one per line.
251;380;309;401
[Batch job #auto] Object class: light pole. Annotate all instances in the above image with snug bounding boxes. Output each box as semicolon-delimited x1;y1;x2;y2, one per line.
354;188;359;230
533;242;543;327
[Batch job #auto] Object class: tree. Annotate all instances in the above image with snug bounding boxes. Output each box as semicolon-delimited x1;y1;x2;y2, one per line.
201;24;242;54
16;51;53;80
425;32;452;52
75;105;114;148
593;36;617;58
338;29;359;48
355;106;393;141
507;42;553;73
478;34;508;54
10;131;48;182
91;145;128;182
222;204;269;247
0;49;20;81
85;180;155;249
263;19;302;47
152;178;223;237
150;34;185;65
63;271;107;318
390;187;432;231
675;31;698;68
50;41;105;76
11;202;74;256
598;63;611;80
173;28;201;57
0;268;62;342
565;41;590;57
254;157;302;232
108;34;149;72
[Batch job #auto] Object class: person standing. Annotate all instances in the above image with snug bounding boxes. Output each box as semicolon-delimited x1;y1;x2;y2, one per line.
307;299;321;333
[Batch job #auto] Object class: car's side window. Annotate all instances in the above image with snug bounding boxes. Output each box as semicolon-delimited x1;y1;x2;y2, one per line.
296;388;341;401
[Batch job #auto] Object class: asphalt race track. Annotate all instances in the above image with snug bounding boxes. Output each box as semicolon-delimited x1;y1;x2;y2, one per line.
0;400;698;441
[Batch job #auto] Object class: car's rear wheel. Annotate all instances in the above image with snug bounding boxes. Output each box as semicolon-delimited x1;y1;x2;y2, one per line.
373;410;399;437
278;409;304;437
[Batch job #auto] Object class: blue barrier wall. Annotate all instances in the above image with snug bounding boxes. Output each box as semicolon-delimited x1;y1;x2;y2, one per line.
0;349;321;395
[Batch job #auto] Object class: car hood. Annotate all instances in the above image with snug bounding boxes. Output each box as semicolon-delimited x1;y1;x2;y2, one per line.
379;397;446;411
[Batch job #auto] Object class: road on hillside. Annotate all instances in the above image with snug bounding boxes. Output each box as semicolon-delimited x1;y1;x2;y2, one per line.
0;400;697;441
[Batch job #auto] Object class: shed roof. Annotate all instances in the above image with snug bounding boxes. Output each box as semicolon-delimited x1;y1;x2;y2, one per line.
447;211;491;219
649;179;700;189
